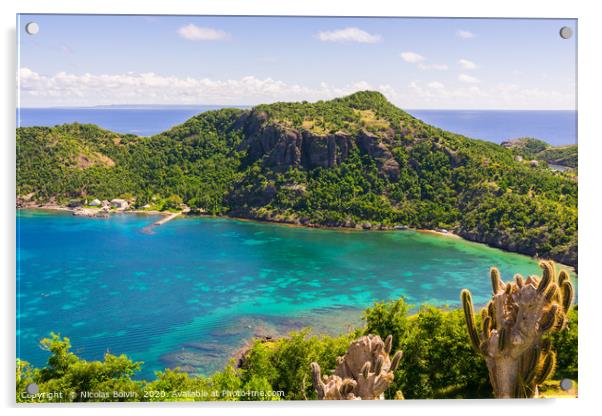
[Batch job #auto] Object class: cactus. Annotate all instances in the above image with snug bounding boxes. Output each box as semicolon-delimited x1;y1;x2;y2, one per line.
461;261;574;398
310;334;403;400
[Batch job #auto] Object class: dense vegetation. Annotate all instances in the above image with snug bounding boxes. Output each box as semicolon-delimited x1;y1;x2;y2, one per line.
16;91;578;266
502;137;578;168
16;109;246;214
16;299;577;402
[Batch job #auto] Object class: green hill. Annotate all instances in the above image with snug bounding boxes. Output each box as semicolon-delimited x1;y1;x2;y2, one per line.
16;91;577;266
501;137;578;168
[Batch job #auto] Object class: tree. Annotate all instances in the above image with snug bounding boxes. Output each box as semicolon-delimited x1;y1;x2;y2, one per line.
161;194;183;211
17;333;142;403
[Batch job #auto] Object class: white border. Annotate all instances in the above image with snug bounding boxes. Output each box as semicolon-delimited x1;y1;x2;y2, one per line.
2;1;600;415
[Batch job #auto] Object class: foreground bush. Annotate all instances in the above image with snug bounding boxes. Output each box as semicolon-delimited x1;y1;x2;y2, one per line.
364;300;492;398
16;300;577;402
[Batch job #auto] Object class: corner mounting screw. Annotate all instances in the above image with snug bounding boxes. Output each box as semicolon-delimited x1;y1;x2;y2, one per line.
25;22;39;35
559;26;573;39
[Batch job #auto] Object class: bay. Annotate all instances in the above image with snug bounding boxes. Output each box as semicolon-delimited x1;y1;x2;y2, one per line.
16;210;571;378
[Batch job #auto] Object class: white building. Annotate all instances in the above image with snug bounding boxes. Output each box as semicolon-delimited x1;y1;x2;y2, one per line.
110;199;129;209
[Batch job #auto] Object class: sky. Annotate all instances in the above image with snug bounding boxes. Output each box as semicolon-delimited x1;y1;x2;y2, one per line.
17;15;577;109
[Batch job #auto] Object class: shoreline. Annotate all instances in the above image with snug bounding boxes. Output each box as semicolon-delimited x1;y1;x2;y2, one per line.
18;205;575;272
25;204;176;218
415;229;461;239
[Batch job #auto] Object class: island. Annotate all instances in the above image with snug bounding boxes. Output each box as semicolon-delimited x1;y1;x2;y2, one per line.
16;91;577;267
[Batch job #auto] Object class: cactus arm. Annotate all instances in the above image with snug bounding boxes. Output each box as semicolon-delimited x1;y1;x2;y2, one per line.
558;269;570;286
522;348;541;386
498;327;507;352
310;362;326;399
490;267;502;294
537;261;554;294
514;274;524;288
534;351;557;385
390;351;403;371
560;280;574;313
482;316;491;339
539;304;559;333
544;283;558;302
493;293;505;331
374;356;384;374
487;301;496;330
384;335;392;354
461;289;482;352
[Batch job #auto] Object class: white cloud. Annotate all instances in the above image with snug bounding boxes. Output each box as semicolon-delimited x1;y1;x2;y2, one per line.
177;24;228;41
401;52;447;70
17;67;378;107
457;30;476;39
427;81;445;89
459;59;478;70
317;27;382;43
458;73;481;83
400;52;425;63
382;81;573;110
17;67;575;110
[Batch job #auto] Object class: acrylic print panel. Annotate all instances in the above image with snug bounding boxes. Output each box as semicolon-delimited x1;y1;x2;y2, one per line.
16;14;577;402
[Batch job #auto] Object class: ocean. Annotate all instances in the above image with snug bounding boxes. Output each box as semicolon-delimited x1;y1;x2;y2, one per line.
17;210;568;379
17;107;577;146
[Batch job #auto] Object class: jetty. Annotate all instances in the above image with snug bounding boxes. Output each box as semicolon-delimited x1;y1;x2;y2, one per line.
153;212;180;226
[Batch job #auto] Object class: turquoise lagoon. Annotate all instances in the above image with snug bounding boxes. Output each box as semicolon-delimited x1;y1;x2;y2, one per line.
16;210;571;378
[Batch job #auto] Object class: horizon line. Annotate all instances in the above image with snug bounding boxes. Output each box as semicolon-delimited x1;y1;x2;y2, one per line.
16;105;577;112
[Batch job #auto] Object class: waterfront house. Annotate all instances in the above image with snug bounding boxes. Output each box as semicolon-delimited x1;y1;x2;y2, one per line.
110;199;129;209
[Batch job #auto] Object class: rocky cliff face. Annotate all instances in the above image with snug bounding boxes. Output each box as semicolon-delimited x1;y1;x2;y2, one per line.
236;110;400;179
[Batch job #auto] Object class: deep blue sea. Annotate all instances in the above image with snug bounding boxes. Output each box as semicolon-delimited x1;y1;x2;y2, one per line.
17;210;576;379
17;107;577;146
408;110;577;146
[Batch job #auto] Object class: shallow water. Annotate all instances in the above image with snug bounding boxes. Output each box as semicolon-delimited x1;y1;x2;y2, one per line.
16;210;572;378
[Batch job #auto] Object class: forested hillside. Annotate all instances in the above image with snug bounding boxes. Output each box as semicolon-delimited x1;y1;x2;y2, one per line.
16;91;578;266
502;137;578;168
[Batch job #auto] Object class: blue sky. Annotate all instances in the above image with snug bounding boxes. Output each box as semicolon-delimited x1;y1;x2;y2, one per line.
17;15;576;109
